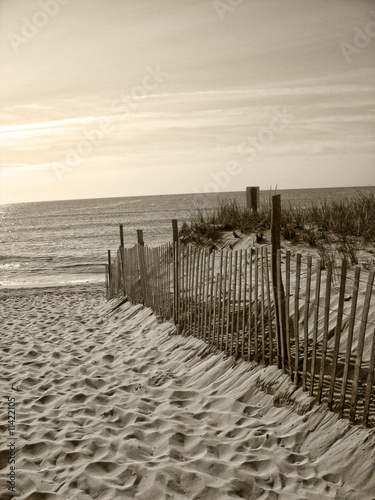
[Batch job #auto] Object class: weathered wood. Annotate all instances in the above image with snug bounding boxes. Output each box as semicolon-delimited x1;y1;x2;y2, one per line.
254;247;260;361
285;250;291;374
328;259;347;409
235;250;242;357
294;253;302;385
208;251;215;345
317;260;333;404
260;247;266;364
246;186;259;213
271;194;284;369
309;261;322;397
220;250;228;351
193;247;201;336
230;250;238;357
225;252;233;353
264;247;273;365
217;249;224;349
349;270;375;422
302;255;312;390
242;249;248;359
119;223;124;248
277;249;286;372
203;250;210;342
172;219;179;242
363;326;375;426
105;264;109;298
198;249;205;339
339;266;360;417
212;273;219;348
247;248;253;362
108;250;112;282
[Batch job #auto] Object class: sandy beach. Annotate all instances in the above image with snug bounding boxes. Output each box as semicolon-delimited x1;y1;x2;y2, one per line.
0;285;374;499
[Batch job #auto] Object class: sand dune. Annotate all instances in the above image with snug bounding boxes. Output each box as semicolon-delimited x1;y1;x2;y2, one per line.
1;285;375;499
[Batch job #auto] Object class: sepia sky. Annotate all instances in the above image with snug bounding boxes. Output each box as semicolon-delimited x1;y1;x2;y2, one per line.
0;0;374;203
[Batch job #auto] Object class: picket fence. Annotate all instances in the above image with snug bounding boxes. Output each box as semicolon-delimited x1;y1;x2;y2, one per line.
106;222;375;427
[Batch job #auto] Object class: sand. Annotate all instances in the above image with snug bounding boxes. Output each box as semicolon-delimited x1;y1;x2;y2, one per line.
1;285;375;499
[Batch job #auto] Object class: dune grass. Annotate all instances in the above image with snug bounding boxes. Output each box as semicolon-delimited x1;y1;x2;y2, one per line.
179;191;375;265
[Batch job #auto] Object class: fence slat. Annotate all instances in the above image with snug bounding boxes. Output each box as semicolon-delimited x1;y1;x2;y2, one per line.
217;250;224;349
225;252;233;353
247;248;253;362
242;249;248;359
260;247;266;364
309;261;322;397
328;259;347;409
363;326;375;426
302;255;312;391
221;250;228;351
230;250;238;357
277;249;286;372
294;253;302;385
254;247;259;361
317;260;333;404
208;251;215;345
339;266;361;416
349;270;375;422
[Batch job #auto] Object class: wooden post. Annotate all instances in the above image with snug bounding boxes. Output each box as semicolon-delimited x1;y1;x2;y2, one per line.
105;264;109;298
271;194;287;369
119;223;124;248
172;220;179;327
137;230;147;305
246;186;259;213
107;250;112;283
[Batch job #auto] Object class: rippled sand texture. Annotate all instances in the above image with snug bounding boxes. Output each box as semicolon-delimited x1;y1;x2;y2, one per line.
1;286;375;499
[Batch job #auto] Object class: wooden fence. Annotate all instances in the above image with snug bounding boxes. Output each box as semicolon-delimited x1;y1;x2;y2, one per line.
106;218;375;427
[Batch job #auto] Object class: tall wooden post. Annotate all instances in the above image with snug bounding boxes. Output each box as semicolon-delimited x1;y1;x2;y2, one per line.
107;250;112;298
137;229;147;304
271;195;287;370
172;219;179;329
246;186;259;213
119;224;126;296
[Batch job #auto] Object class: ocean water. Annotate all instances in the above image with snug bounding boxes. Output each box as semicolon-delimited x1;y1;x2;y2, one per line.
1;186;373;289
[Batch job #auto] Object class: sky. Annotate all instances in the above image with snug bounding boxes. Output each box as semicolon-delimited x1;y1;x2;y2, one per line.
0;0;374;204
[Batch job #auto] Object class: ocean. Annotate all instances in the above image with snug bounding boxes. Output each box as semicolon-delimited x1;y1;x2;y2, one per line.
1;186;374;289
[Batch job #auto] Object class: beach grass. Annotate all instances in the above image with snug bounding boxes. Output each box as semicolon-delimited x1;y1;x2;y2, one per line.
180;191;375;264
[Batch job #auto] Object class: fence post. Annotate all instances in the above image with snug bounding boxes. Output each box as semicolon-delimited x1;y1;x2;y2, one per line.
137;229;147;304
246;186;259;213
271;194;287;370
172;219;179;329
107;250;112;284
119;224;126;296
